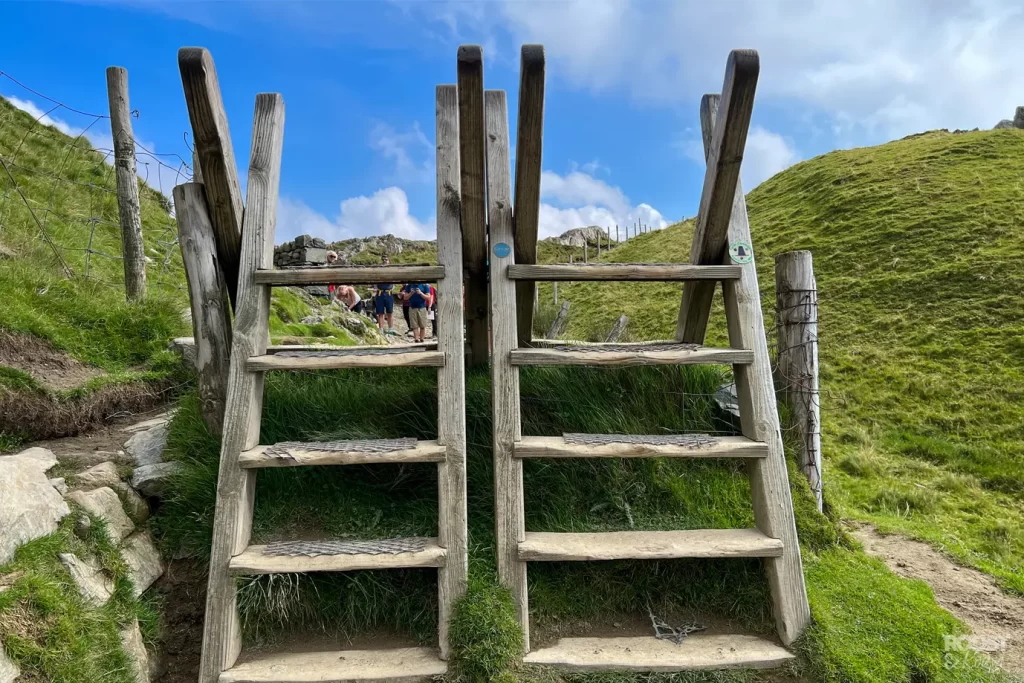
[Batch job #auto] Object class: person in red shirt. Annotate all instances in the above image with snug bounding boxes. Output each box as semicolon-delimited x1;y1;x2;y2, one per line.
428;284;438;338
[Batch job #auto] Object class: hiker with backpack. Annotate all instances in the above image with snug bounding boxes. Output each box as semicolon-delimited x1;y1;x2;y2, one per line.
402;282;432;343
374;254;396;335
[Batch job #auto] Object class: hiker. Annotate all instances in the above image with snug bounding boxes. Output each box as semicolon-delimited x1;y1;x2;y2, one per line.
335;285;364;315
400;282;413;335
428;283;438;338
374;254;395;335
326;250;340;299
403;282;431;342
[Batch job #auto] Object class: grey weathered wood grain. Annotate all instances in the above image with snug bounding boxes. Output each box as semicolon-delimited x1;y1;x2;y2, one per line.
179;47;243;308
485;89;530;649
229;539;446;574
605;315;629;342
508;263;740;281
220;647;447;683
247;350;444;371
775;250;822;511
173;183;232;435
546;300;570;339
105;67;146;302
518;529;784;562
239;440;446;468
676;50;759;343
701;93;810;646
254;264;445;286
434;84;468;660
192;149;203;184
457;45;489;367
198;93;285;683
513;45;545;346
513;435;767;459
510;346;752;367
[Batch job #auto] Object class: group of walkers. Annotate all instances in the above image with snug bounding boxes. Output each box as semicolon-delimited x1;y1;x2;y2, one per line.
326;251;437;343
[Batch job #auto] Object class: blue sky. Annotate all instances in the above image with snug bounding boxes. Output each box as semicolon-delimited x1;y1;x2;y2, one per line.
2;1;1022;243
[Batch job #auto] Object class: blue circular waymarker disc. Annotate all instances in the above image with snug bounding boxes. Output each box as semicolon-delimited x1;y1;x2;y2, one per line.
729;242;754;264
493;242;511;258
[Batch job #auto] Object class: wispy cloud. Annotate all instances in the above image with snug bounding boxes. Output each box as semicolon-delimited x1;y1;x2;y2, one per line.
370;121;435;185
538;168;668;238
277;187;435;243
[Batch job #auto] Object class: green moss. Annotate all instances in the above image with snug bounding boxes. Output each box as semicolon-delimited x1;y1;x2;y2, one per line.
450;579;524;682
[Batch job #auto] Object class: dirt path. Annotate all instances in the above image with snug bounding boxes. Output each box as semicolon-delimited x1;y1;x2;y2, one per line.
850;524;1024;677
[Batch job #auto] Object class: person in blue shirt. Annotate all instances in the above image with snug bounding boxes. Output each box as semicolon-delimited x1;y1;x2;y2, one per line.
374;254;396;335
401;282;432;342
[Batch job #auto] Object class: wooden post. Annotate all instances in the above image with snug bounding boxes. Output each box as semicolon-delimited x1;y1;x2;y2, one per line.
597;230;601;258
606;314;628;342
105;66;146;302
775;250;822;511
192;149;204;184
676;50;759;344
547;300;570;339
173;183;232;435
513;45;545;348
435;84;468;658
701;92;810;646
553;281;558;304
179;47;244;309
485;89;529;648
198;93;284;683
457;45;490;367
616;224;619;244
584;243;588;263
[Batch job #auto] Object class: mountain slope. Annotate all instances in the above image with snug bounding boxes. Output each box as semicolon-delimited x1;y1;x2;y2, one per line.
551;128;1024;593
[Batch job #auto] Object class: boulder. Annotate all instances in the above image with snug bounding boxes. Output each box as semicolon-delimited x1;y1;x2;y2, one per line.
994;119;1015;129
119;620;151;683
124;424;169;467
130;462;183;498
0;447;70;564
74;461;122;490
58;553;114;606
113;482;150;524
67;487;134;543
168;337;197;369
121;530;164;597
49;477;68;495
0;648;19;683
1015;106;1024;129
121;411;175;435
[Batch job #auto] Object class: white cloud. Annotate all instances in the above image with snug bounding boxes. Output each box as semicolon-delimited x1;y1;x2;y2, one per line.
370;122;434;185
742;126;800;189
276;187;435;243
537;169;668;239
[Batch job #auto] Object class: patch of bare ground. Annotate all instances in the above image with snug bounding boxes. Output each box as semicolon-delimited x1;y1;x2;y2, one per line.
0;330;105;391
153;560;206;683
851;523;1024;677
22;407;172;468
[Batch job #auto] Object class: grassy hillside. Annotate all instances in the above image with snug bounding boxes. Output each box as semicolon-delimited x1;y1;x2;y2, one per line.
547;128;1024;595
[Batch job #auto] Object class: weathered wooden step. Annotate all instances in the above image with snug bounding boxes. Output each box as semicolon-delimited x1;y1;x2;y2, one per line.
518;529;783;562
523;634;794;672
220;646;446;682
254;264;444;286
239;438;446;468
510;343;752;367
229;537;446;574
248;346;444;371
513;434;767;459
508;263;741;281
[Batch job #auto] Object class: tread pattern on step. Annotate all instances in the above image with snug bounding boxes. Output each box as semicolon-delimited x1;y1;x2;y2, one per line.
229;538;446;574
264;438;417;457
563;433;717;447
263;537;429;557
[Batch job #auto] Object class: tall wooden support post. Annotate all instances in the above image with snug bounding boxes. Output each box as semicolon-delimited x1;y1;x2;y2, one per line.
192;150;204;183
700;92;810;646
676;50;759;343
457;46;490;367
616;224;620;243
775;251;822;511
173;183;232;435
513;45;546;348
486;89;529;648
105;66;146;302
179;47;244;309
198;94;284;683
435;85;468;658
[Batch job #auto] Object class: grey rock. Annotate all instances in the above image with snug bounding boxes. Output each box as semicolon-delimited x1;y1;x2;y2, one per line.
124;423;169;467
130;461;183;498
119;619;151;683
49;477;68;495
74;514;92;539
121;411;175;434
1015;106;1024;129
58;552;114;606
168;337;197;369
122;530;164;597
74;461;122;490
299;313;325;325
0;647;19;683
714;383;741;418
67;487;134;542
0;447;69;564
994;119;1015;129
113;481;150;524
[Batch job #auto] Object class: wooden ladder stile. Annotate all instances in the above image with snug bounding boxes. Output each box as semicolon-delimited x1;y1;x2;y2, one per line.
488;47;810;674
197;86;468;683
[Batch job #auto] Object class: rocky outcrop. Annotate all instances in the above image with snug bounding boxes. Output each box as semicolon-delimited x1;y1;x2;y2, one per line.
549;226;615;247
120;620;151;683
131;462;183;497
0;447;69;564
74;461;122;490
121;530;164;597
67;487;135;542
58;553;114;606
124;423;169;467
994;107;1024;130
274;234;328;268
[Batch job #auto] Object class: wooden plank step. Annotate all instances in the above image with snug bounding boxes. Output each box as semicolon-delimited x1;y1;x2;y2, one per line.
518;529;783;562
254;264;444;286
510;343;751;367
229;537;446;574
239;439;447;468
523;634;794;672
508;263;740;281
514;434;767;459
220;646;446;682
248;347;444;371
267;342;436;353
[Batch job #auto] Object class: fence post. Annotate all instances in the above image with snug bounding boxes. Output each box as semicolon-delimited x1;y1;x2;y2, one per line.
192;149;204;183
597;231;601;258
547;300;570;339
173;183;232;435
584;243;588;263
553;281;558;304
775;250;823;511
616;224;619;244
105;66;146;302
606;314;628;342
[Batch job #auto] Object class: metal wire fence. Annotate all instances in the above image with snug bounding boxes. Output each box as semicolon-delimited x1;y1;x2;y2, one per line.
0;70;193;295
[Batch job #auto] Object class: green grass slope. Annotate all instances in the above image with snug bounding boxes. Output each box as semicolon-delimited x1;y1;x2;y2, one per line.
549;128;1024;595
